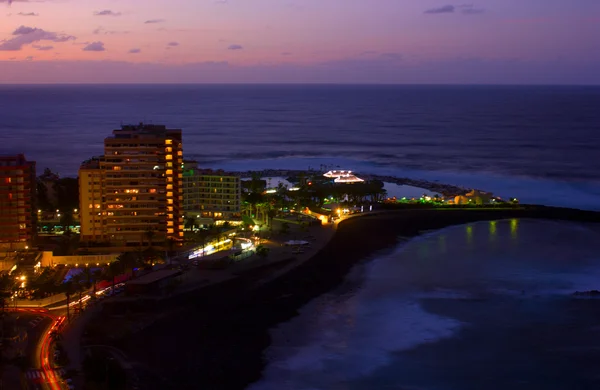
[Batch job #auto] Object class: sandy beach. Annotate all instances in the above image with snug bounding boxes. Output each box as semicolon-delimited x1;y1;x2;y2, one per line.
84;206;600;389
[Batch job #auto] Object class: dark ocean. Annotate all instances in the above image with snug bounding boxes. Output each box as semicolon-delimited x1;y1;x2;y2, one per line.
1;84;600;209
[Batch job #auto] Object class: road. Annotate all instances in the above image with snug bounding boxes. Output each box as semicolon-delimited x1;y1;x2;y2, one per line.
10;308;67;390
7;283;137;390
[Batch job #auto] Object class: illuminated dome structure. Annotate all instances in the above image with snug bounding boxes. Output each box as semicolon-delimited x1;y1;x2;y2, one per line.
323;170;364;183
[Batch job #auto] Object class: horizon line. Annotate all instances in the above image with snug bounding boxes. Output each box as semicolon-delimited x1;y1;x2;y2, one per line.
0;82;599;87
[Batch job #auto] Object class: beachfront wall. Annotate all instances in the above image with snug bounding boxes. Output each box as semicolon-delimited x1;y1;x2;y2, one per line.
40;251;120;267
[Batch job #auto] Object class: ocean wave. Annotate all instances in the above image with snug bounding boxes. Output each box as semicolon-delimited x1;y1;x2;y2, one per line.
250;294;461;390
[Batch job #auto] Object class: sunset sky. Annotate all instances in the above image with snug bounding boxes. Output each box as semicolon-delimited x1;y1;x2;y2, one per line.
0;0;599;83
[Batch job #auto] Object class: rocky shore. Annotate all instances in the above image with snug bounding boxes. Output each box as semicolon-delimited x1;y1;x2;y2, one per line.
92;206;600;390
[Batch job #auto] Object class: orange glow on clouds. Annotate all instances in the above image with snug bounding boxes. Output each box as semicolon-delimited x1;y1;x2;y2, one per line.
1;0;599;83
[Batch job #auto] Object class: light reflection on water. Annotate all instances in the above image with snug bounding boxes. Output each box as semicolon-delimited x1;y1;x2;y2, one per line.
489;220;497;241
511;218;519;240
253;219;600;390
466;224;473;245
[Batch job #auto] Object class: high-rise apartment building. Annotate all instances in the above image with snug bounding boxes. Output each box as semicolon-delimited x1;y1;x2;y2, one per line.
183;161;241;221
79;124;184;247
0;154;36;250
79;157;105;241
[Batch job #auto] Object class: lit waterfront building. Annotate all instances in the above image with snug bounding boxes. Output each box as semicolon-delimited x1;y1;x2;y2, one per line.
323;170;364;183
183;161;241;222
79;124;184;247
0;154;36;250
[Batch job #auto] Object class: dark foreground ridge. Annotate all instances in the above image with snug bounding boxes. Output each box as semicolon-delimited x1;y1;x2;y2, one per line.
95;206;600;390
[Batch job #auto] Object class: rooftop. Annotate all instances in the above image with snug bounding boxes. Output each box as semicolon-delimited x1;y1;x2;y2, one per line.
80;156;103;170
0;154;34;166
127;269;181;286
182;162;240;178
109;123;182;139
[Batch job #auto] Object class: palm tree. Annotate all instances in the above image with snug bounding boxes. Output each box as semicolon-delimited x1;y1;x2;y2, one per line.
194;229;210;257
249;172;264;193
106;261;121;292
165;237;178;263
267;208;277;228
185;216;197;231
116;252;137;278
71;273;85;313
59;211;75;233
82;267;92;287
62;281;75;323
144;228;156;247
92;269;102;296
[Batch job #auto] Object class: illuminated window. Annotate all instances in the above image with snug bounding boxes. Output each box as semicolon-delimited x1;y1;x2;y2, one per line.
179;232;184;237
149;189;157;193
165;140;173;145
167;199;173;204
168;214;173;219
113;166;121;171
167;192;173;197
167;185;173;190
165;147;172;153
167;221;174;227
167;228;174;234
166;154;173;160
166;162;173;168
167;206;173;212
177;151;183;156
166;169;173;175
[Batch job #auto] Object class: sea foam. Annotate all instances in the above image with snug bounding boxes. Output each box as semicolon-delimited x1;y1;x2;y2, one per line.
249;243;464;390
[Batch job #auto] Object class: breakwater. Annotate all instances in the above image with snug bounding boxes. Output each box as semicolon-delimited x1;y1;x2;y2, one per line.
231;169;470;197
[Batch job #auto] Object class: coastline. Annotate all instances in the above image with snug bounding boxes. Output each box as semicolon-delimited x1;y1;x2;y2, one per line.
231;168;469;196
88;207;600;389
